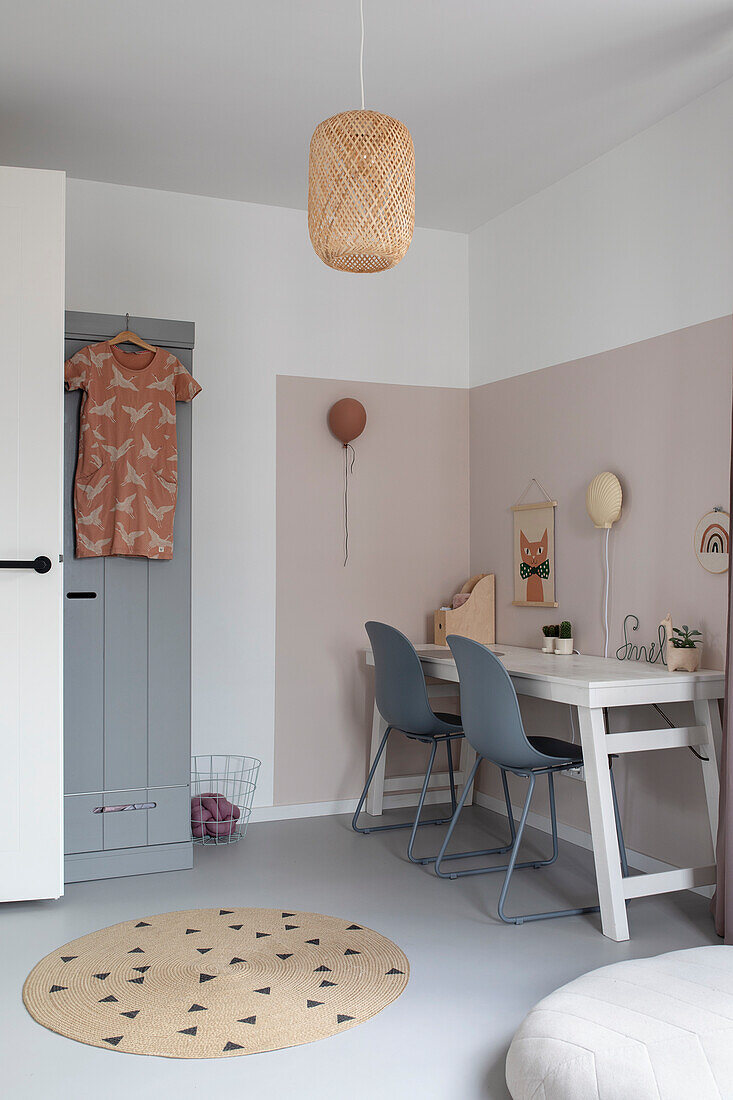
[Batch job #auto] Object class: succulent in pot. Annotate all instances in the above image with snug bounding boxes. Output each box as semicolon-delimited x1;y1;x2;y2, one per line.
662;615;702;672
555;620;574;655
542;624;558;652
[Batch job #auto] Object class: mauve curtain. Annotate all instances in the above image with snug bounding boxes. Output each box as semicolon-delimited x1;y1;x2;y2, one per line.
714;380;733;940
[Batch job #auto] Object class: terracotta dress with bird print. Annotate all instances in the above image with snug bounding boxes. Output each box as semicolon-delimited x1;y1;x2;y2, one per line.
65;341;201;559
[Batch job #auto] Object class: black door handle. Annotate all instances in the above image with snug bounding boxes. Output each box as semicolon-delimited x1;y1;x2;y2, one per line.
0;556;52;574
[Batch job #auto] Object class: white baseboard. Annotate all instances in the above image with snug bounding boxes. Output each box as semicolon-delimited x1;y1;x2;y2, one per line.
250;788;447;823
473;790;714;898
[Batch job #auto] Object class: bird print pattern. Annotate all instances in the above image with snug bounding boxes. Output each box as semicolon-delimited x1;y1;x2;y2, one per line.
66;341;201;559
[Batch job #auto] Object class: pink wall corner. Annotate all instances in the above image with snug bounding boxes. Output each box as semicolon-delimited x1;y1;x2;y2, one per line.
275;375;469;808
469;315;732;867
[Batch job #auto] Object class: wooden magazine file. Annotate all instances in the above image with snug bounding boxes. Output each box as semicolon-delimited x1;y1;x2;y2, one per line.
434;574;496;646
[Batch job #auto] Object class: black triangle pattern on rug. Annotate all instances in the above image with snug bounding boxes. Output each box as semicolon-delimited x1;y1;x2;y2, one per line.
28;908;408;1058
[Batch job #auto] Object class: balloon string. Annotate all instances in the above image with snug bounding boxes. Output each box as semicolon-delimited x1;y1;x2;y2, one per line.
344;444;356;566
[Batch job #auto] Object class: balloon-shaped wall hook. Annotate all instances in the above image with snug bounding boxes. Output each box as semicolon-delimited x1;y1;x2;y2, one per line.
328;399;366;565
328;398;367;446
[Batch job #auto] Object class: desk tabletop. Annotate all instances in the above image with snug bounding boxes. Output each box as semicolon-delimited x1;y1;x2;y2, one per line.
364;642;724;706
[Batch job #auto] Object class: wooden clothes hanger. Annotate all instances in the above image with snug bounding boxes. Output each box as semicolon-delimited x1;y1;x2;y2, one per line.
109;313;157;352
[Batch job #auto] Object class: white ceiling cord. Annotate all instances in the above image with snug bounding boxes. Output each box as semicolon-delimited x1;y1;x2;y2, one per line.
359;0;365;109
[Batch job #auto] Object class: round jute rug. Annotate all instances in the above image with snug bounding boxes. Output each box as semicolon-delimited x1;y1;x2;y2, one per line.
23;907;409;1058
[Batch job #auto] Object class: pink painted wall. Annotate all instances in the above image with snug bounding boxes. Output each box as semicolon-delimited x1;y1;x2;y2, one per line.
470;316;732;867
275;375;468;807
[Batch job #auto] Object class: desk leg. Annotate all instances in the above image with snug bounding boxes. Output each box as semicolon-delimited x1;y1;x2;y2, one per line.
577;705;630;941
694;698;722;854
365;701;388;817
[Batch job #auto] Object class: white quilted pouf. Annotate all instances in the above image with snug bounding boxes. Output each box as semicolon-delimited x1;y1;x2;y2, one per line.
506;945;733;1100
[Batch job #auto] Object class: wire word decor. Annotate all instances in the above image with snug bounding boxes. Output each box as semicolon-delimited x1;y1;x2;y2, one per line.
615;613;667;666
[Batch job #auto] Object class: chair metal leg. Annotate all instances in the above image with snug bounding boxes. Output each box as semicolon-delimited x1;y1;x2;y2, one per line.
447;740;457;815
501;768;517;844
434;758;520;878
497;771;601;925
352;730;460;842
406;741;439;863
352;726;394;834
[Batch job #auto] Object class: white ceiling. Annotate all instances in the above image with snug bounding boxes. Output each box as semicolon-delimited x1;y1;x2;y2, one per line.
1;0;732;232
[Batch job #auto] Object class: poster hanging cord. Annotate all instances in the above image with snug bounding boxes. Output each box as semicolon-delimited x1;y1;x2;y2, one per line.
343;443;356;566
514;476;554;507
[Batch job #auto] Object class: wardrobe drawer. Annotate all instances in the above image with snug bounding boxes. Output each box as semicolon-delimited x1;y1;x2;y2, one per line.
147;786;191;846
64;794;103;855
64;786;190;855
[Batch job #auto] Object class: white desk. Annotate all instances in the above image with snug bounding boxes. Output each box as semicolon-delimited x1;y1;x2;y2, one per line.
364;643;724;941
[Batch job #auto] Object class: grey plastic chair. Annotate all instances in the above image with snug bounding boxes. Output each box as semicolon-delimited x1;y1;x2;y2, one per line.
353;622;516;865
435;635;628;925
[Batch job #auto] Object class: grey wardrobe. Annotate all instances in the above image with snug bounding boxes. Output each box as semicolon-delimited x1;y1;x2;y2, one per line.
63;311;194;882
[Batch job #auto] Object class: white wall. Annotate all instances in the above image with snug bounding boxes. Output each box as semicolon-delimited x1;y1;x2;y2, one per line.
470;77;733;385
65;180;469;806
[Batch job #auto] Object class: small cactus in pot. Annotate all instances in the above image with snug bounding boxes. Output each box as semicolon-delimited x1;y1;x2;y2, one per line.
542;624;558;652
555;620;574;655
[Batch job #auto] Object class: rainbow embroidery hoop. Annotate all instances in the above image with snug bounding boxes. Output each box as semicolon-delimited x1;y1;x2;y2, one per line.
694;507;729;574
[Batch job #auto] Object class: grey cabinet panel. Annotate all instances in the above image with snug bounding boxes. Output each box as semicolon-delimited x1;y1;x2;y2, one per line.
64;795;103;855
148;398;192;789
104;559;149;791
147;786;190;846
63;312;194;881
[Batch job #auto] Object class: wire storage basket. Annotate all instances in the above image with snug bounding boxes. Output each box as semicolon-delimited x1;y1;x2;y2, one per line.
191;755;260;846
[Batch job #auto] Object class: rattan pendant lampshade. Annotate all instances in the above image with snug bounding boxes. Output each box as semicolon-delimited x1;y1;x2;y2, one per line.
308;3;415;273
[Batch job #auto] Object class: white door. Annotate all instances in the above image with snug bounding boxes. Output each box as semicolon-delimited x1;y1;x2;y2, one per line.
0;167;65;901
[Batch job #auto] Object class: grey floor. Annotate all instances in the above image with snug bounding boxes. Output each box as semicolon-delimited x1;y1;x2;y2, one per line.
2;805;719;1100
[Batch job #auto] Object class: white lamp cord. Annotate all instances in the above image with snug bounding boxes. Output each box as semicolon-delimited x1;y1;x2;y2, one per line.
603;526;611;658
359;0;365;109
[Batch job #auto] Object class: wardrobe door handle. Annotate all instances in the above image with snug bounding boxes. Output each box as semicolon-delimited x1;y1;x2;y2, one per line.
0;555;52;574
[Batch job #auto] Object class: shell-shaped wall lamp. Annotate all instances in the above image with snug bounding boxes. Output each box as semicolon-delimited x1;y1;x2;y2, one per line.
586;471;623;529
